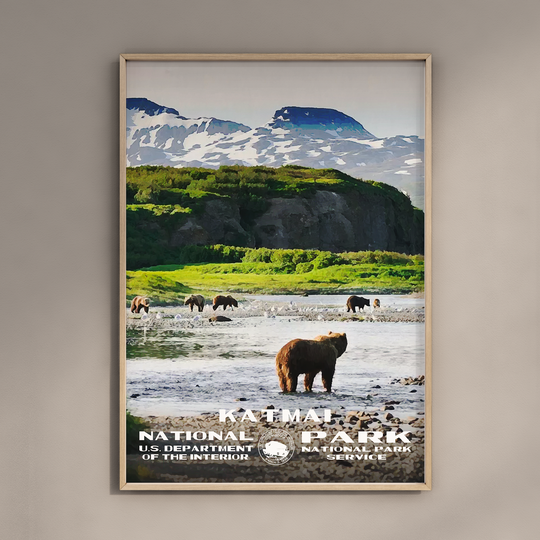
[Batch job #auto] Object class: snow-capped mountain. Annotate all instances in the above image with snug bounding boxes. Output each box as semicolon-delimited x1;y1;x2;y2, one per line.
126;99;425;208
126;98;251;168
266;106;375;139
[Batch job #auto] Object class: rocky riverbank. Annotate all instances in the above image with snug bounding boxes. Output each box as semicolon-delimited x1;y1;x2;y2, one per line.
126;300;425;331
127;404;426;485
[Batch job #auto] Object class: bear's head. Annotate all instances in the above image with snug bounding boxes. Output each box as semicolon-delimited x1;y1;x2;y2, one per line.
314;332;348;357
325;331;348;357
228;296;238;307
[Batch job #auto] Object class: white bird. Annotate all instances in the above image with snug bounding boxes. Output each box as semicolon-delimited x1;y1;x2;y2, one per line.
141;313;148;321
156;312;162;319
175;314;182;320
193;315;201;322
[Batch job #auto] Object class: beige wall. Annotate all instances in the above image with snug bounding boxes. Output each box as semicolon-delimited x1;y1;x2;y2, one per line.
1;1;538;538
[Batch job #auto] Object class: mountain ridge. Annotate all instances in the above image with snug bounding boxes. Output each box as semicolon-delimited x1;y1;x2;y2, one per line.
126;98;425;209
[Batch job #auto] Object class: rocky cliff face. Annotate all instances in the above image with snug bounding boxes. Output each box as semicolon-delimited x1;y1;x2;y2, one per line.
167;191;423;254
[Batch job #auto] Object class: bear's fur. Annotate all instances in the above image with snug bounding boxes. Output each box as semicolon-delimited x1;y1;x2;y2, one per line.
275;331;348;393
212;295;238;311
184;294;205;312
373;298;380;308
346;295;370;313
130;296;150;314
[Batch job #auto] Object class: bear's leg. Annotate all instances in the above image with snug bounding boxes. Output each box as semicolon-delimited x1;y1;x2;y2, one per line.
287;375;298;393
143;305;149;314
198;304;203;312
276;366;287;392
304;372;317;392
321;366;336;392
347;306;350;312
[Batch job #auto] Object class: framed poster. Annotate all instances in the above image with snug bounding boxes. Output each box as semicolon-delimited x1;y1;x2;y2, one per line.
120;54;431;490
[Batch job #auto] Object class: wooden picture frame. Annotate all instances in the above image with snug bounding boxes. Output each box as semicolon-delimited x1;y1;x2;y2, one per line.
120;53;431;491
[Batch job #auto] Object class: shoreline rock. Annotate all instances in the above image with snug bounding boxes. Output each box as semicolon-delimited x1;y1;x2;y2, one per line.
127;407;425;484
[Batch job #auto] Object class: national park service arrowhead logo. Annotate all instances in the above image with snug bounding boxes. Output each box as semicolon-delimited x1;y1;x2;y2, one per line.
258;428;295;466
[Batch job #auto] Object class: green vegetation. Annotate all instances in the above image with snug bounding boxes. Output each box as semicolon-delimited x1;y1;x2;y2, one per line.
126;246;424;304
125;412;156;482
126;165;423;269
126;411;149;454
127;164;408;204
125;166;424;301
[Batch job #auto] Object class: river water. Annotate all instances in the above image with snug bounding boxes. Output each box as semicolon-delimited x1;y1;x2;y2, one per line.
126;294;425;418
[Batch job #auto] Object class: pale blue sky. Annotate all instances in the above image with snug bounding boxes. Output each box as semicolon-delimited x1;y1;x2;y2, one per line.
127;61;425;139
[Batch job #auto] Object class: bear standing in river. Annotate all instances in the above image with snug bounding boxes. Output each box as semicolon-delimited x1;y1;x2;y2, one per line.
130;296;150;314
212;295;238;311
346;295;370;313
184;294;205;312
275;331;348;393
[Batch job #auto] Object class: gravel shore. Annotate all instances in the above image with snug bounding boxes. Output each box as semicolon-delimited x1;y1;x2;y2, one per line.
127;401;425;485
126;299;425;331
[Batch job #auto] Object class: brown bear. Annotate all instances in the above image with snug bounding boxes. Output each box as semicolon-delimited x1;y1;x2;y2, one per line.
346;295;370;313
184;294;205;312
130;296;150;314
373;298;380;308
275;331;347;393
212;295;238;311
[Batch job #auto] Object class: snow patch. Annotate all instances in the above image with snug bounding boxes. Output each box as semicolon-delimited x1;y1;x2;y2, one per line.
360;139;385;149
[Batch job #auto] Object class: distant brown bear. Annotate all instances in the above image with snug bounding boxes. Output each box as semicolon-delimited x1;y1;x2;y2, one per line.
184;294;205;312
373;298;380;308
212;295;238;311
275;331;348;393
130;296;150;314
346;295;370;313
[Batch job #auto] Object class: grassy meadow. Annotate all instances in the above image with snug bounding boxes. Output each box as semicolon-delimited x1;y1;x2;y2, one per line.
126;246;424;304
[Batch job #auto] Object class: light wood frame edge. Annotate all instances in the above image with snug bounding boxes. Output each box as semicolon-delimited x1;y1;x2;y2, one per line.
424;54;432;491
119;55;128;489
118;53;432;491
121;482;431;491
